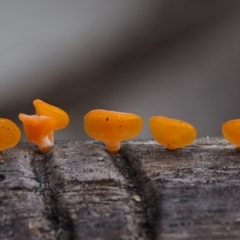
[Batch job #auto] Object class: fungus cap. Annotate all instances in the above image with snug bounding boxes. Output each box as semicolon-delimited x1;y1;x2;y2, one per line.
33;99;69;130
149;116;197;150
0;118;21;151
222;119;240;147
84;109;143;153
19;113;56;153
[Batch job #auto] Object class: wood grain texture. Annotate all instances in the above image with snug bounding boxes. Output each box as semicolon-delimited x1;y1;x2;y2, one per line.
121;137;240;239
0;138;240;240
0;143;55;240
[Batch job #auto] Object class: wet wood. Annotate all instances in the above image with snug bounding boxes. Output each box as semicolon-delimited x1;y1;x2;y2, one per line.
0;138;240;239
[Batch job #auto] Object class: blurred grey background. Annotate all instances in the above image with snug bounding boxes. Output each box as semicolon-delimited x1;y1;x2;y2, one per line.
1;1;240;140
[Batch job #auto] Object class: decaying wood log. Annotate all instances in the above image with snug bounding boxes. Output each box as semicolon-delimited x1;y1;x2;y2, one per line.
0;138;240;240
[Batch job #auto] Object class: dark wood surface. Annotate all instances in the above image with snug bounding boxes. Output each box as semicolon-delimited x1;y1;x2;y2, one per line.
0;138;240;240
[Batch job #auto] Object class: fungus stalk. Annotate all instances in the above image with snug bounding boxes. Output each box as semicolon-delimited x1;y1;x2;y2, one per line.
38;132;54;153
105;141;120;154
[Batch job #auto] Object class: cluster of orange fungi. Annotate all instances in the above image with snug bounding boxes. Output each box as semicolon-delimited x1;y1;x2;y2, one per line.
0;99;239;154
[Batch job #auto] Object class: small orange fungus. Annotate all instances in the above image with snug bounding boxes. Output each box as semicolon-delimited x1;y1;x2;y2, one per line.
33;99;69;130
19;114;56;153
222;119;240;148
149;116;197;150
0;119;21;151
84;109;143;153
19;99;69;153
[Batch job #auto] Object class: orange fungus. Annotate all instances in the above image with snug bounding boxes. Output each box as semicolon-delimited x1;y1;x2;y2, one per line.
149;116;197;150
19;99;69;153
0;118;21;151
222;119;240;147
19;114;56;153
33;99;69;130
84;109;143;153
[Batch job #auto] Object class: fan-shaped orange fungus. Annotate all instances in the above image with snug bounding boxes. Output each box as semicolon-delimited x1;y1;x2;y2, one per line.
222;119;240;148
84;109;143;154
0;118;21;151
19;99;69;153
33;99;69;130
19;114;56;153
149;116;197;150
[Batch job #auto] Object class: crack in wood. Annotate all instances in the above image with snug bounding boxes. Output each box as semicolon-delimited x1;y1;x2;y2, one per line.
31;151;75;240
118;147;160;240
111;153;159;240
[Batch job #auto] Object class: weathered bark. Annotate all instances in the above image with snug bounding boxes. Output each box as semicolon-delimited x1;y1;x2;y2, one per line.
0;138;240;239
